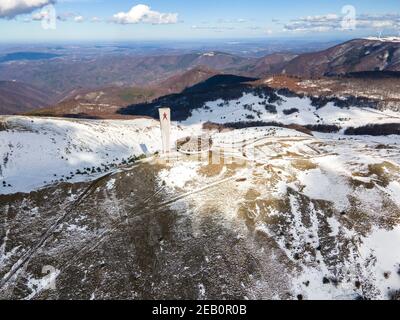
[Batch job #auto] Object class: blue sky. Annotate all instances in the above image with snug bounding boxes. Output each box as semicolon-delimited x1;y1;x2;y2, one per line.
0;0;399;42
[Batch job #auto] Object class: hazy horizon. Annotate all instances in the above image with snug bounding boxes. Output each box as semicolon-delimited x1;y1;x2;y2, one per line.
1;1;399;42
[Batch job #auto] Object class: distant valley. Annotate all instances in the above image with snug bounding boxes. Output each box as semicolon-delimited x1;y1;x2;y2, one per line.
0;38;400;117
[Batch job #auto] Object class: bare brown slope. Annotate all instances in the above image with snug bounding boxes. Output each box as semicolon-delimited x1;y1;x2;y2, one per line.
243;53;297;77
26;67;221;119
0;52;255;94
157;66;219;94
1;51;291;116
0;81;51;114
282;38;400;77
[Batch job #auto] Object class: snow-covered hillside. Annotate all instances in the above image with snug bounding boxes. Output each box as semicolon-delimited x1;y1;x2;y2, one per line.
0;116;200;194
181;92;400;129
0;113;399;300
159;128;400;300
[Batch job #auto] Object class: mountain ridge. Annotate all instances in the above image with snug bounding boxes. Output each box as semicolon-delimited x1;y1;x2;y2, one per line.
281;38;400;77
0;81;51;114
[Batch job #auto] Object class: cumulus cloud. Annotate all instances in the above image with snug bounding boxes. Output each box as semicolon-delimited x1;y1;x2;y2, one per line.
31;10;49;21
217;18;247;24
191;25;235;31
357;14;400;29
247;26;262;30
91;16;101;23
74;15;83;23
56;12;83;22
30;10;84;23
283;13;342;32
283;13;400;33
0;0;55;18
112;4;178;24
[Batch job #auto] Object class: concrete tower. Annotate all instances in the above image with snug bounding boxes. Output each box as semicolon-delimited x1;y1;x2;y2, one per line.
159;108;171;154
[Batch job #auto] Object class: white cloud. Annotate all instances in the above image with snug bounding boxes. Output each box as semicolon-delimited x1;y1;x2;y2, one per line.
0;0;55;18
31;10;48;21
74;15;83;23
55;12;80;22
283;13;400;33
247;26;261;30
301;14;339;23
112;4;178;25
30;10;84;23
91;16;101;23
283;13;341;32
357;14;400;29
217;18;247;24
191;25;235;31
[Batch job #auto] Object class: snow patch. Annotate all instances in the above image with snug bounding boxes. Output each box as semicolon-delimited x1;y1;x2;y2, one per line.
158;162;201;190
297;168;350;211
106;178;116;190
